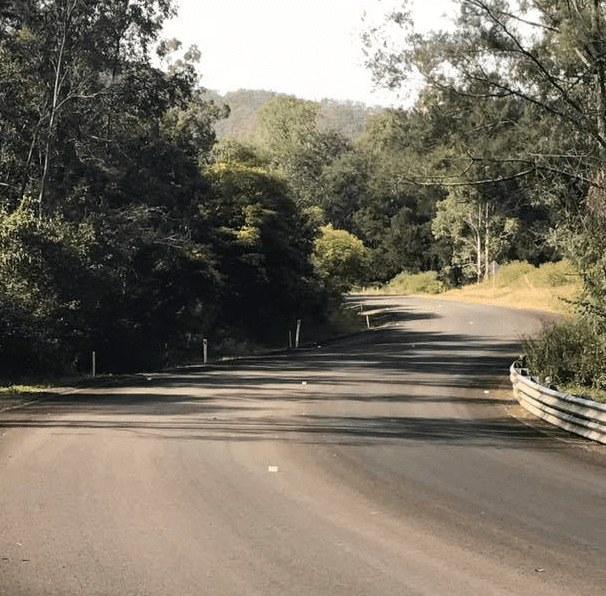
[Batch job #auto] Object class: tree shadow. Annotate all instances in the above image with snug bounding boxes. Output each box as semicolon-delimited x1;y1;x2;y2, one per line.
1;300;566;449
0;411;578;450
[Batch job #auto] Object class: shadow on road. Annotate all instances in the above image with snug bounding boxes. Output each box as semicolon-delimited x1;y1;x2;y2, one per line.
0;410;577;449
0;301;582;450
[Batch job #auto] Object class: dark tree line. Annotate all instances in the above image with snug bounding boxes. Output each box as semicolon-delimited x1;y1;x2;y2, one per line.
0;1;329;376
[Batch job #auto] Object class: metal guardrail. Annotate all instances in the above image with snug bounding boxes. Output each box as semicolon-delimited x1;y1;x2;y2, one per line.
510;362;606;445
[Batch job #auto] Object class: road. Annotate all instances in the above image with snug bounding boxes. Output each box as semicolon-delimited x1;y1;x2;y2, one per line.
1;296;606;595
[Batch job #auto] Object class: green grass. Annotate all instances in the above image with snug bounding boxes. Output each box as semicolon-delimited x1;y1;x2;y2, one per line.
302;300;368;345
494;260;536;287
533;260;579;287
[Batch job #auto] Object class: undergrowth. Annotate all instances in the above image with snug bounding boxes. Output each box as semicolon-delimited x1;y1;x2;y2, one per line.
558;383;606;404
522;317;606;394
493;259;578;289
494;260;536;286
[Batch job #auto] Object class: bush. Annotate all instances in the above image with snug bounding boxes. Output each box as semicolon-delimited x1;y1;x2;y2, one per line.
385;271;444;295
495;260;536;287
523;317;606;391
313;225;371;292
534;260;578;288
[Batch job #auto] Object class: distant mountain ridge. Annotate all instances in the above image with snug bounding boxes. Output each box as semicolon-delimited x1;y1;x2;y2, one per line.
207;89;383;141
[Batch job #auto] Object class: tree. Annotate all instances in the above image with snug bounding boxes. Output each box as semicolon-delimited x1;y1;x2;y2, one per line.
364;1;606;285
203;161;326;342
254;96;319;167
0;1;234;374
211;138;266;168
0;197;96;373
0;4;358;375
347;108;448;279
0;0;181;217
313;225;371;292
318;150;370;233
432;187;518;282
252;96;351;208
364;0;606;180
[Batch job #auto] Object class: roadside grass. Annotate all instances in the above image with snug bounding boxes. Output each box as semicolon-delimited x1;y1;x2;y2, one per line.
437;260;581;315
371;260;581;316
301;299;367;345
199;299;369;361
558;384;606;405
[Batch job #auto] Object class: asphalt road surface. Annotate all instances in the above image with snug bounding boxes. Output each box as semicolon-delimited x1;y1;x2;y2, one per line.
1;296;606;596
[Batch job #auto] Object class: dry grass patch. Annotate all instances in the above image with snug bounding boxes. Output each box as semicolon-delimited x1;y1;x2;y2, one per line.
428;260;581;315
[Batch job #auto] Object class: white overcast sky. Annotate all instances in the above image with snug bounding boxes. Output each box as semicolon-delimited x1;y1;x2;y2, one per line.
160;0;456;107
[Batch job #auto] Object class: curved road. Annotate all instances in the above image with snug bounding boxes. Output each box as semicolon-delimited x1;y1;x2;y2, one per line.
1;296;606;595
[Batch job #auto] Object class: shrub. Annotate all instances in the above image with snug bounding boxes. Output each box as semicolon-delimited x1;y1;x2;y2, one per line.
534;260;578;288
523;317;606;391
495;260;536;287
385;271;444;295
313;225;371;292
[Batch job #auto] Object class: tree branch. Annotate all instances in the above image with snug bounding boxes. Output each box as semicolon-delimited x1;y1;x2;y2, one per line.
399;166;536;187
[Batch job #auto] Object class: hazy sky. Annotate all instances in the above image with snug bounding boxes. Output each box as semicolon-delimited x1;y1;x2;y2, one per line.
161;0;455;107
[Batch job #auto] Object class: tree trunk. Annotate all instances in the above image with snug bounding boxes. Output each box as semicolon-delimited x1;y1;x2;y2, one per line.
37;0;76;221
484;201;490;279
593;0;606;154
476;203;482;283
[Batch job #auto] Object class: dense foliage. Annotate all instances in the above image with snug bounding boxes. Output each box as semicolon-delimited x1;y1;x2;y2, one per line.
227;91;556;285
523;318;606;391
0;0;330;376
313;225;371;292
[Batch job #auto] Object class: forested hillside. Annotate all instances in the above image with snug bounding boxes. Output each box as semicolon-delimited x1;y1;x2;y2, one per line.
211;89;381;141
211;93;558;286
